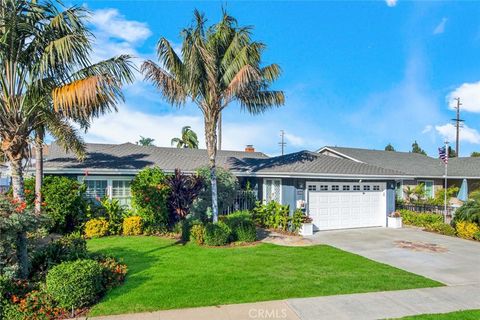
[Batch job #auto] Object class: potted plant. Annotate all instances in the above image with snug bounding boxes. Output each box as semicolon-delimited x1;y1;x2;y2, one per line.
299;215;314;236
387;211;402;229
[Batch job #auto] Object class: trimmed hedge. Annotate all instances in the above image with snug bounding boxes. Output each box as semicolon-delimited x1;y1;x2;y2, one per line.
204;222;231;246
123;216;143;235
46;259;104;309
85;218;109;238
398;209;443;227
190;224;206;245
424;222;456;236
222;211;256;242
456;221;480;240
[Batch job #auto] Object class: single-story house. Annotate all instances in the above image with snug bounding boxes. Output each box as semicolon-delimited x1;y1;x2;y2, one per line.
317;146;480;201
38;142;412;231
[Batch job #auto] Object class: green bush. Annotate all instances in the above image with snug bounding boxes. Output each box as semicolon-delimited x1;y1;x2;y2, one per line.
190;224;206;245
252;201;291;231
191;167;238;220
424;222;456;236
41;176;87;233
101;198;125;235
426;186;460;206
130;167;170;230
453;201;480;225
222;211;256;242
46;259;104;309
473;231;480;241
204;221;231;246
31;233;88;274
398;209;443;227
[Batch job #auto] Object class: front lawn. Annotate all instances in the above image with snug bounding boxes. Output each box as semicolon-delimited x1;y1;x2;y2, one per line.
395;310;480;319
87;236;442;316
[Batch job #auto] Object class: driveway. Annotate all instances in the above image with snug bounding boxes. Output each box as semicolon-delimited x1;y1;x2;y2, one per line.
310;227;480;286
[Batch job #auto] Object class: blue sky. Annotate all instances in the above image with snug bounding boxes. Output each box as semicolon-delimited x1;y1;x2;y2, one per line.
73;0;480;157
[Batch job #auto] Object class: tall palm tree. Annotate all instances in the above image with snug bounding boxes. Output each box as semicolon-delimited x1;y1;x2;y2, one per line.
171;126;199;149
137;136;155;146
143;10;284;221
0;0;134;277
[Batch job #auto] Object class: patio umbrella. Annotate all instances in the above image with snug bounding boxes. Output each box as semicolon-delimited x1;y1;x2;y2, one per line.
457;178;468;201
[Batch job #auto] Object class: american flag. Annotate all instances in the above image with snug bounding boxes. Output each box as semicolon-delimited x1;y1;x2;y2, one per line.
438;146;448;164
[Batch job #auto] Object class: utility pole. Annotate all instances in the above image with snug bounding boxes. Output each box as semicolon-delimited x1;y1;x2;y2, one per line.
279;130;286;155
452;97;464;157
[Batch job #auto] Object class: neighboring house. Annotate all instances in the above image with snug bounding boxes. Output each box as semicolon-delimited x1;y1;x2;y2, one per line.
38;142;411;231
318;146;480;200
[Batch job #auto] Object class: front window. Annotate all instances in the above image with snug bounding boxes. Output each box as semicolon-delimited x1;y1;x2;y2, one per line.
112;180;132;207
81;177;133;207
418;180;434;198
264;179;282;203
85;180;108;199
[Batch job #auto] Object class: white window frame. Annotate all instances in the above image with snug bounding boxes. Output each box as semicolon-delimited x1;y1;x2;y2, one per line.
262;178;282;204
418;180;434;198
78;176;134;203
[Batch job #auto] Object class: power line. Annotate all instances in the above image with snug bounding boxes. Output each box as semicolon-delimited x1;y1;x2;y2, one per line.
279;130;286;155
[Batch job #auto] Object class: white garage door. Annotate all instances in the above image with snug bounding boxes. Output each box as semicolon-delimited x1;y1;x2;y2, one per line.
307;182;387;231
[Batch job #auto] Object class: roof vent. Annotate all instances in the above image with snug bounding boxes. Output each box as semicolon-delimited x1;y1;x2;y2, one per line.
245;145;255;153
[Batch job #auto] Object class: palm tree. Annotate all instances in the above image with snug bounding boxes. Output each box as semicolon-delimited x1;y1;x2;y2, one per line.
0;0;134;277
137;136;155;146
143;10;284;221
171;126;199;149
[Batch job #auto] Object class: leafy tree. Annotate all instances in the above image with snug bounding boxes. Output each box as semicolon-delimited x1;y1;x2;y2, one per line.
171;126;199;149
191;166;239;221
167;169;204;223
0;0;133;277
411;141;427;156
384;143;395;151
448;146;456;158
471;152;480;157
137;136;155;146
142;10;284;222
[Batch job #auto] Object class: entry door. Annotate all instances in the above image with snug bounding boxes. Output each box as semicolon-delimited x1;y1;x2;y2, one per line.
307;182;386;230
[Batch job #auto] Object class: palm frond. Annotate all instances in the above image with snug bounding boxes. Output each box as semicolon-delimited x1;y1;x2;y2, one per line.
238;90;285;114
142;60;187;106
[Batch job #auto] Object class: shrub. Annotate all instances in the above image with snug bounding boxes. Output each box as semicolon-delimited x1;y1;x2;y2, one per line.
456;221;480;240
41;176;87;233
130;167;170;230
473;231;480;241
0;195;40;277
453;201;480;225
190;224;206;245
222;211;256;242
191;166;238;220
426;186;460;206
167;169;204;223
122;216;143;235
3;289;68;320
85;218;109;238
204;221;231;246
424;222;456;236
98;257;128;290
398;210;443;227
46;259;104;309
101;198;126;235
252;201;291;231
31;233;88;274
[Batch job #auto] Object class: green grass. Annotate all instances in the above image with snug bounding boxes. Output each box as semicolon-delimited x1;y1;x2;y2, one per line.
395;310;480;319
87;236;442;316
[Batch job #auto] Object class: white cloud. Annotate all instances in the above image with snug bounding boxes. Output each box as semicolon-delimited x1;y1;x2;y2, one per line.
90;9;152;44
433;17;447;35
435;123;480;144
422;125;433;134
284;132;305;147
385;0;397;7
447;81;480;113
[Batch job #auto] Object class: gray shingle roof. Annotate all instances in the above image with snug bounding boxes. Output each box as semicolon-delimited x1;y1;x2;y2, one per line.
323;146;480;178
44;142;268;172
228;151;406;177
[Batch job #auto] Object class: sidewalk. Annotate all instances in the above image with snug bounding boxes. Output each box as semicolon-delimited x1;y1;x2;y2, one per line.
81;284;480;320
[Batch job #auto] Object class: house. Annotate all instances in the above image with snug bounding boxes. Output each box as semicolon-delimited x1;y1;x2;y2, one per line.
39;142;412;231
317;146;480;201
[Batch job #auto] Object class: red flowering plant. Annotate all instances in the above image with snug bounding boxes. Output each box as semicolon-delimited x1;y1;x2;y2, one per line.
9;289;70;320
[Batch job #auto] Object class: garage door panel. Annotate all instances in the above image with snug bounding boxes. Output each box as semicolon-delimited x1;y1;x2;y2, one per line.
307;183;386;231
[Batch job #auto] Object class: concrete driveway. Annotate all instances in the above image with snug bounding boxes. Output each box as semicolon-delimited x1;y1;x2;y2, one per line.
310;227;480;286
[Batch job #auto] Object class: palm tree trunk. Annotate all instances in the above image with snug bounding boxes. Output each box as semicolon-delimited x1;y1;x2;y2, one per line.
10;157;29;278
34;131;44;215
217;112;222;151
205;117;219;222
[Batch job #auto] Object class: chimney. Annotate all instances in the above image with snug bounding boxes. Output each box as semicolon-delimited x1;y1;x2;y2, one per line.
245;145;255;153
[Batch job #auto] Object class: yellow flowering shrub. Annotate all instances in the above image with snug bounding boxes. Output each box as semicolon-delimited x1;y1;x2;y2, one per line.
85;218;109;238
123;216;143;235
456;221;480;240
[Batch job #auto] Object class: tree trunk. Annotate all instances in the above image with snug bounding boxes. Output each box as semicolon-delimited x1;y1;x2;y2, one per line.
34;131;44;215
10;158;29;278
205;117;219;222
217;112;222;151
